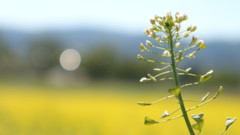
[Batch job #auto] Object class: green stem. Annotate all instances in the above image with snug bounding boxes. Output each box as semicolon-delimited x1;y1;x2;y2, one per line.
168;28;195;135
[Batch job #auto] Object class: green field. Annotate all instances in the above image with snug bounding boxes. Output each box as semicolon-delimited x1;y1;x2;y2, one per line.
0;82;239;135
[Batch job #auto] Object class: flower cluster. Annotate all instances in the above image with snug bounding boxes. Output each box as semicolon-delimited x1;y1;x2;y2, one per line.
137;12;235;135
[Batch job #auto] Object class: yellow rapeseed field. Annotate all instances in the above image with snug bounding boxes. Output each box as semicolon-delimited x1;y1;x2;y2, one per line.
0;83;239;135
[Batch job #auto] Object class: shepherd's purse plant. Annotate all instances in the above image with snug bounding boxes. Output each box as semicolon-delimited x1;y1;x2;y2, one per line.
137;11;236;135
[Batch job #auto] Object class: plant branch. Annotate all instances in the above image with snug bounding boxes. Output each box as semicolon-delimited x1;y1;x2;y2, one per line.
168;27;195;135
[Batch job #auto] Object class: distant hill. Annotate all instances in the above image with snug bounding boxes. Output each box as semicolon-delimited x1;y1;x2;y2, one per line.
1;28;240;74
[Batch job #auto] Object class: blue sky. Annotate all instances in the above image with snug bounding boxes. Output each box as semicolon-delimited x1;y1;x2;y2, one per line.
0;0;240;39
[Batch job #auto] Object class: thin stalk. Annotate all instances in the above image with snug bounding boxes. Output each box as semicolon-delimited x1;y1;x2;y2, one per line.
168;27;195;135
219;129;226;135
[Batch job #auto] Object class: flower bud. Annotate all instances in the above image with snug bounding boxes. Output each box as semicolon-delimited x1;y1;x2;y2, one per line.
183;32;191;37
162;35;168;40
175;42;181;48
140;43;147;50
155;38;161;43
162;50;170;57
191;36;198;44
154;15;160;20
146;40;153;47
144;29;151;36
175;24;180;32
151;32;157;39
196;40;204;46
166;11;173;20
187;25;193;31
178;15;183;22
149;26;157;31
158;19;165;26
182;14;188;21
199;43;206;49
175;12;180;18
191;25;197;32
137;54;145;61
188;52;195;58
150;19;155;25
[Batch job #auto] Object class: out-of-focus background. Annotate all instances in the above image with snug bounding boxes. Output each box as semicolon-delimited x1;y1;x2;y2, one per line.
0;0;240;134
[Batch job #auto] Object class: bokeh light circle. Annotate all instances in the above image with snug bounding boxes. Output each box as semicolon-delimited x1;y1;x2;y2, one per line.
60;49;81;71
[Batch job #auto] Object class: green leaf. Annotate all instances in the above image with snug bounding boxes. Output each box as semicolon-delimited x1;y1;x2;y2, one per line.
199;70;213;83
137;102;152;106
160;110;169;118
168;88;181;97
225;117;236;130
192;113;204;132
201;92;209;102
144;116;158;125
214;86;223;98
192;119;204;132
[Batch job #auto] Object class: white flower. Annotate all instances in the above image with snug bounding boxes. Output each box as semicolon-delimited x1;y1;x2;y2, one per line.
175;42;181;48
163;50;170;57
